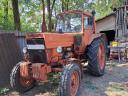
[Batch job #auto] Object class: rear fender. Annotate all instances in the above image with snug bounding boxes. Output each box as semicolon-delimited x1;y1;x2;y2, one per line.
88;33;107;45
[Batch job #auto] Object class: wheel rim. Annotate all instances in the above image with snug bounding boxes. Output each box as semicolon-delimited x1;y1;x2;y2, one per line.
70;71;80;96
20;77;33;87
98;43;105;70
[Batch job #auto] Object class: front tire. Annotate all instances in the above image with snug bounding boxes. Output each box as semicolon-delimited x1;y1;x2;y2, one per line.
87;37;106;76
59;63;81;96
10;62;35;93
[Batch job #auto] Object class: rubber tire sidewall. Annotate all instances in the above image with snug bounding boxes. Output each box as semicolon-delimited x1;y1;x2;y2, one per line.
59;63;81;96
10;62;35;93
87;37;106;76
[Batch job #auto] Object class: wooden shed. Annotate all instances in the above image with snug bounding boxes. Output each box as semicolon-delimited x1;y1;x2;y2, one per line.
96;13;116;45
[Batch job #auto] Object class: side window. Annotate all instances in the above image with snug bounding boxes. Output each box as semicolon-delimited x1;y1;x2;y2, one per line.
84;16;93;29
84;17;88;27
88;17;93;25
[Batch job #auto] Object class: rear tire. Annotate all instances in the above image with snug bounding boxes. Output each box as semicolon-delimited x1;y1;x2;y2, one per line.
87;37;106;76
59;63;81;96
10;62;35;93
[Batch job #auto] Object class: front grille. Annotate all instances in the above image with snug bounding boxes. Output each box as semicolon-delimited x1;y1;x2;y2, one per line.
28;49;47;63
27;38;47;63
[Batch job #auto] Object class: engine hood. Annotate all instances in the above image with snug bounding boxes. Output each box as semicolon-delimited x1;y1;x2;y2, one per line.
43;33;74;48
26;33;74;49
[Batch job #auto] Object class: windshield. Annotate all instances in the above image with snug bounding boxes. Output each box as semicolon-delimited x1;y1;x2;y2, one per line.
56;13;82;33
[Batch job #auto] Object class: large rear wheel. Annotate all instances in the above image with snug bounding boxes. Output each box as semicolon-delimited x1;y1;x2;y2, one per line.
87;37;106;76
10;62;35;93
59;63;81;96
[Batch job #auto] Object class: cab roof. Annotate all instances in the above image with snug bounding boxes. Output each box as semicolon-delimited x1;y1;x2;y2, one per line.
57;10;92;17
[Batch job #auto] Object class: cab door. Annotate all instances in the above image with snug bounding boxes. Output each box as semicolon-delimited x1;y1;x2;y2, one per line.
79;15;93;52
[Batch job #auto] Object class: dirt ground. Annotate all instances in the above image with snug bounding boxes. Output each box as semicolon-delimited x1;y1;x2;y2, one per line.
3;63;128;96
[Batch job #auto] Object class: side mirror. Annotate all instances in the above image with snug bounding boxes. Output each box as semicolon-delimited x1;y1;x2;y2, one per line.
92;10;96;16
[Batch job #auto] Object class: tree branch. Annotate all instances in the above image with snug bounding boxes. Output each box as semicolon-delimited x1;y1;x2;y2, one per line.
51;0;56;11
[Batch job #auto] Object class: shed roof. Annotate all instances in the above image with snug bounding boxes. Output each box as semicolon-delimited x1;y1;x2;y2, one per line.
96;13;115;22
96;12;116;32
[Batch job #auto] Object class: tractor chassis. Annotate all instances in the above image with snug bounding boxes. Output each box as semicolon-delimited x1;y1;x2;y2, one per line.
19;59;81;82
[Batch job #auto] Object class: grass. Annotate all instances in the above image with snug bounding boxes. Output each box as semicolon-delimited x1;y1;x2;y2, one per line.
105;82;128;96
84;81;98;91
48;72;61;85
108;82;128;92
37;72;61;96
0;88;9;95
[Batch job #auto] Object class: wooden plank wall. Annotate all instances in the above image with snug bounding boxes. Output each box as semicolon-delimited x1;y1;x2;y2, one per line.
0;33;22;87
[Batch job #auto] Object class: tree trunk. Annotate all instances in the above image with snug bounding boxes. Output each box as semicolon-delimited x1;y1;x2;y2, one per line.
47;0;56;31
41;0;47;32
66;0;69;11
47;0;52;31
51;0;56;11
62;0;69;12
62;0;65;12
11;0;21;31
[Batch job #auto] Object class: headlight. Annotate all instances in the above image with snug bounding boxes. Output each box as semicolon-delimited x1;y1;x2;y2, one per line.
56;46;63;53
23;47;27;54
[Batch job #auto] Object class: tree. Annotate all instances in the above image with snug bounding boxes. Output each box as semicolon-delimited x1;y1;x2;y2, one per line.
3;0;8;23
0;0;124;32
41;0;47;32
89;0;125;19
61;0;69;11
47;0;56;31
112;0;124;8
11;0;21;31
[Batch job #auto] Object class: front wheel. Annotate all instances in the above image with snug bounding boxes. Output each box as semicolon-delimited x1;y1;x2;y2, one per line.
87;37;106;76
59;63;81;96
10;62;35;93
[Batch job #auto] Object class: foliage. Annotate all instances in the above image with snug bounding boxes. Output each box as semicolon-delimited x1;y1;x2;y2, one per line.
0;0;14;31
108;82;128;92
0;0;125;32
0;88;9;94
48;72;61;85
90;0;124;19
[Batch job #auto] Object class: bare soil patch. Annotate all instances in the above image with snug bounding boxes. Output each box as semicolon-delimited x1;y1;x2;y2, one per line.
3;63;128;96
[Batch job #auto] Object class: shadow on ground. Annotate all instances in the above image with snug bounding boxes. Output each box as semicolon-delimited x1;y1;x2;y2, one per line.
79;63;128;96
5;63;128;96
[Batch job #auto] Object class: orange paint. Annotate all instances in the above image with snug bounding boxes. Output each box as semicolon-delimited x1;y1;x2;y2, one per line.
23;10;106;81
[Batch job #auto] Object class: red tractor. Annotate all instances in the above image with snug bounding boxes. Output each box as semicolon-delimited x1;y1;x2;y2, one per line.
10;10;107;96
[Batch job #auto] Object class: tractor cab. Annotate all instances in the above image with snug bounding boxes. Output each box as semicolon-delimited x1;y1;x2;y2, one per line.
56;12;82;33
55;10;94;33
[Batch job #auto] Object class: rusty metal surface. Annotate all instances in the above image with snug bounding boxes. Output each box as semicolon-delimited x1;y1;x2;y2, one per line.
20;62;30;78
32;64;51;81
